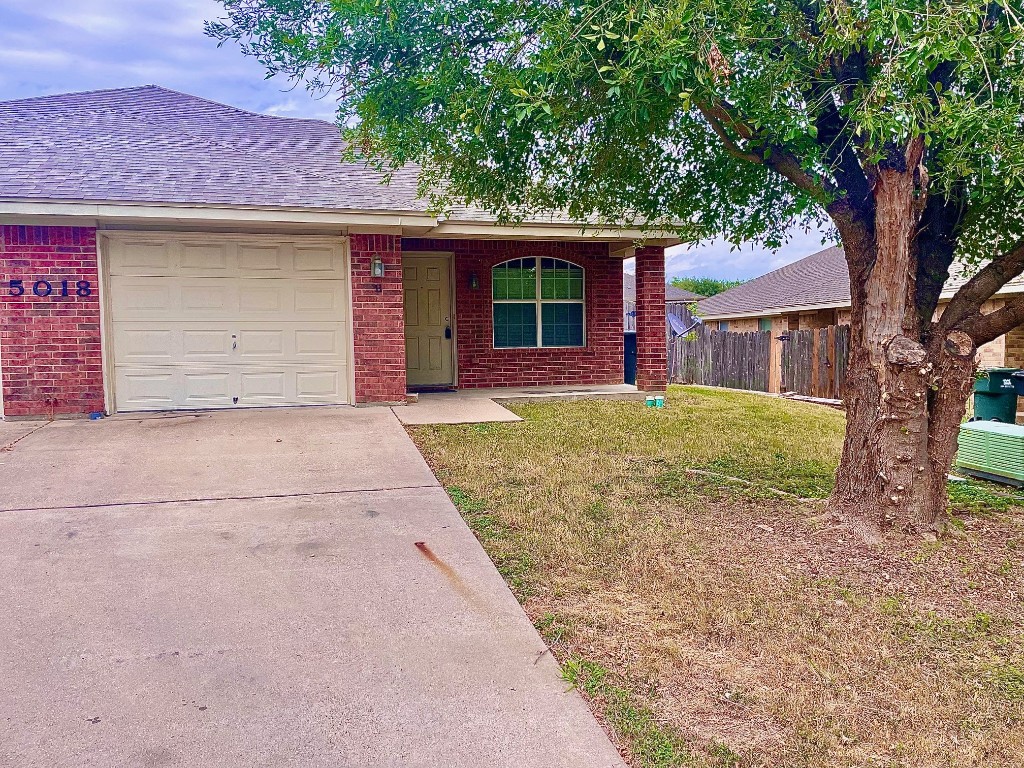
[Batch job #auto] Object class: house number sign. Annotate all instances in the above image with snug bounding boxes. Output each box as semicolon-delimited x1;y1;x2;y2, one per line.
8;279;92;298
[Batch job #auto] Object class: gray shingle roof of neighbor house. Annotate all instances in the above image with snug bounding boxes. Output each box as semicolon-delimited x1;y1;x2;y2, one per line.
623;272;703;302
0;85;678;242
698;245;1024;319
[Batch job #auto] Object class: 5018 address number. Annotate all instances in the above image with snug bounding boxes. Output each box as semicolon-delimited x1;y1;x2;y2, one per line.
8;279;92;297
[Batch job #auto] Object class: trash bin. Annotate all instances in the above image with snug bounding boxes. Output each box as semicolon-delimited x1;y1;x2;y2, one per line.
973;368;1020;423
1012;370;1024;396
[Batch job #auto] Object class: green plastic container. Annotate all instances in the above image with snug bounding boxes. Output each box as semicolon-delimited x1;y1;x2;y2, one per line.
974;392;1018;423
973;368;1019;423
973;368;1019;394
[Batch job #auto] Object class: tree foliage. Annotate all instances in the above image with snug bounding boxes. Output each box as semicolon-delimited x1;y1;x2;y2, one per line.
670;276;744;296
209;0;1024;258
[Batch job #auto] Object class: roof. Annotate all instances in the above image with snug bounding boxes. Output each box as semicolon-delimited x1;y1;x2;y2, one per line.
0;85;427;213
698;246;1024;319
698;247;850;318
623;272;703;302
0;85;676;241
666;284;705;302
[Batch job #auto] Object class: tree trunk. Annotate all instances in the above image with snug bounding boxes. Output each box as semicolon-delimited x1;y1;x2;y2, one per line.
831;327;976;535
828;144;977;536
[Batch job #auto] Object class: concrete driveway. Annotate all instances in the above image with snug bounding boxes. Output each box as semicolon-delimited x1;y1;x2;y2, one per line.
0;408;623;768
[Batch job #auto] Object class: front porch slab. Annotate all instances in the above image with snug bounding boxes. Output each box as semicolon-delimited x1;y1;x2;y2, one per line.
393;384;646;425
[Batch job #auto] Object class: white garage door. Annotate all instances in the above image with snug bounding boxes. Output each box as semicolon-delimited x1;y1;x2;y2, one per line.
106;234;351;412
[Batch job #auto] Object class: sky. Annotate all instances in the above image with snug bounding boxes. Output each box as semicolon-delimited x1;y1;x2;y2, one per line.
0;0;830;281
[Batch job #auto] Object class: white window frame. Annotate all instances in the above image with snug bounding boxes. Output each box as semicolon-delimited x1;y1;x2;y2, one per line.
492;258;586;349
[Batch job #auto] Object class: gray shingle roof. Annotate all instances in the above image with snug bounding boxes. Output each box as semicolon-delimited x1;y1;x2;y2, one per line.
0;85;433;213
699;245;1024;318
698;247;850;317
623;272;703;302
666;285;705;302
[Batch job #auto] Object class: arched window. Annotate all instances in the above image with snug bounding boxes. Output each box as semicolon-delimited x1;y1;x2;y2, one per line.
492;258;585;348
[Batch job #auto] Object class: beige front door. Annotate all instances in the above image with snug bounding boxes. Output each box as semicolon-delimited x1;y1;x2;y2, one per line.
403;255;454;387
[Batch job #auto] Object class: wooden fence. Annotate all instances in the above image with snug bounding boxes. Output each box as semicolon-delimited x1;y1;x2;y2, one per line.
781;325;851;399
668;323;852;399
668;326;772;391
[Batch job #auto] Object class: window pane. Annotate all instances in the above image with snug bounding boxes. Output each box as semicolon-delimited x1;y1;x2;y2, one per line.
758;318;772;331
494;302;538;348
541;303;584;347
493;258;536;300
540;259;583;300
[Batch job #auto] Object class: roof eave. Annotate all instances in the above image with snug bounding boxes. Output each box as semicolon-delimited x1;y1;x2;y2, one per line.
699;300;852;321
0;198;680;244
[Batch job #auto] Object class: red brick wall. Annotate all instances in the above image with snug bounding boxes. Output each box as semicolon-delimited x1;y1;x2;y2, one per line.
0;226;104;417
403;238;623;388
350;234;407;403
634;246;667;392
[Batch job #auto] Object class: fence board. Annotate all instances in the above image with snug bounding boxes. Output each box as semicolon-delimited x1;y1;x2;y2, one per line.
668;326;771;392
781;325;851;398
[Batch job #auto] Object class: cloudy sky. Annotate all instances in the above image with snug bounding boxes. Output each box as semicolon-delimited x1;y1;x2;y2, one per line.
0;0;831;281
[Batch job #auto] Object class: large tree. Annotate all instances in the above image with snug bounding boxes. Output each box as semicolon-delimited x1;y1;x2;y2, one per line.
209;0;1024;535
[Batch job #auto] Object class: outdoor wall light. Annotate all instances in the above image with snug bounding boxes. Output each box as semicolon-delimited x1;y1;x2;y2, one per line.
469;272;480;290
371;254;385;278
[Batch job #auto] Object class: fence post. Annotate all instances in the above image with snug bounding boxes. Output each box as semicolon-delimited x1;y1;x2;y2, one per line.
768;319;783;393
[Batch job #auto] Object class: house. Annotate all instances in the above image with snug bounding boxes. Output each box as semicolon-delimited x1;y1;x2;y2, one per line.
623;272;702;331
698;246;1024;370
0;86;674;418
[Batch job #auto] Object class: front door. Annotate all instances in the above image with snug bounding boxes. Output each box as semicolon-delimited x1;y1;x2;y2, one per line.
403;255;454;388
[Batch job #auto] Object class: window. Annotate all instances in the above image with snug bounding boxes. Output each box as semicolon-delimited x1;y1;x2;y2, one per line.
718;321;729;331
493;257;584;348
758;318;773;331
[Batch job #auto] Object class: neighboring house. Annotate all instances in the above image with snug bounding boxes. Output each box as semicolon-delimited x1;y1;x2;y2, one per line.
698;246;1024;370
0;86;674;418
623;272;702;331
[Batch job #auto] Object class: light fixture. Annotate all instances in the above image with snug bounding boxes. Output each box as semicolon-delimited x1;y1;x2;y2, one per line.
469;272;480;290
371;254;385;278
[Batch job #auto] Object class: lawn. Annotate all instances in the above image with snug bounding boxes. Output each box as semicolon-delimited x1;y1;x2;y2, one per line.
408;385;1024;768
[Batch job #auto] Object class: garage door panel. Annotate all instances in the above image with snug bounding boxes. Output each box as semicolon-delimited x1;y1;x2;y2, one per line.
111;277;347;322
108;237;346;279
113;323;346;366
180;243;229;271
116;365;347;410
294;246;337;273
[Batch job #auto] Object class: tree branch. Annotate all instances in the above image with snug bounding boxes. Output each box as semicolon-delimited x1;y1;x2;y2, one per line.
961;293;1024;345
697;104;761;164
697;102;833;203
937;237;1024;333
915;187;966;330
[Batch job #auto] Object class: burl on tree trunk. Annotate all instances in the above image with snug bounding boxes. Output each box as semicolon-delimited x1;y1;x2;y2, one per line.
828;140;979;537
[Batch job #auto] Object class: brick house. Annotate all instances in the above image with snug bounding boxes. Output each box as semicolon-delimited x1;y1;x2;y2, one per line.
698;246;1024;372
0;87;672;418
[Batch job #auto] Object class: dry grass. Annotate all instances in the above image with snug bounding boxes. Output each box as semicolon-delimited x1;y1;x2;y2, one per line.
408;386;1024;768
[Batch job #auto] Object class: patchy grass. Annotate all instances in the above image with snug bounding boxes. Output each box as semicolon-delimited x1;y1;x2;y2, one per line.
409;386;1024;768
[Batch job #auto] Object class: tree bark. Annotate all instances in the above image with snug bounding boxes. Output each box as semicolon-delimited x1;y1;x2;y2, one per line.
829;142;977;536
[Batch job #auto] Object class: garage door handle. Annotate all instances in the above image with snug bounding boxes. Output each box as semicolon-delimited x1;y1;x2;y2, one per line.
232;335;237;350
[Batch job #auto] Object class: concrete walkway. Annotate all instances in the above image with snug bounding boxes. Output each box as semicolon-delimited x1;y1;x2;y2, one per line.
395;384;645;425
0;408;624;767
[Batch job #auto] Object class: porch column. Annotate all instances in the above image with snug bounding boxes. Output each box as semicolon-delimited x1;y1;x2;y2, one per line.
634;245;668;392
350;234;407;404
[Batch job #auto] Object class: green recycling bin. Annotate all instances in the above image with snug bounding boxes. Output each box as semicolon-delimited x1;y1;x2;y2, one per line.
973;368;1020;423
